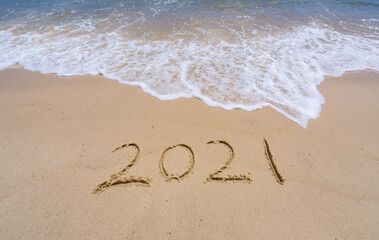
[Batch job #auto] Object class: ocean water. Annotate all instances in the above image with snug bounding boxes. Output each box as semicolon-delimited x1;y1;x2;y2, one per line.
0;0;378;127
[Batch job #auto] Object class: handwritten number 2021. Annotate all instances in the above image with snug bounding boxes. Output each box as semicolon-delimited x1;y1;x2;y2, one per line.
93;139;283;193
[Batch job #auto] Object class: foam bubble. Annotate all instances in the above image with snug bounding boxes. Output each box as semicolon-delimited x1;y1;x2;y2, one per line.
0;20;378;128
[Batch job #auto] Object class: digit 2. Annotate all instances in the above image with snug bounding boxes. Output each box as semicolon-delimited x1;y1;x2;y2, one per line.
93;143;150;194
207;140;251;182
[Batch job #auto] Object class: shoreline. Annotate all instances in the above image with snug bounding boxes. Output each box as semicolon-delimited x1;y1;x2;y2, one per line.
4;64;379;128
0;67;378;239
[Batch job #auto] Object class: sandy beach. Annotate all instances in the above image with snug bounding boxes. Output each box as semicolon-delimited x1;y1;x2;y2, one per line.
0;66;378;239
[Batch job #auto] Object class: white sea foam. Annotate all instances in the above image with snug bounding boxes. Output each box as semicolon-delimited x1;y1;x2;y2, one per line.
0;22;378;127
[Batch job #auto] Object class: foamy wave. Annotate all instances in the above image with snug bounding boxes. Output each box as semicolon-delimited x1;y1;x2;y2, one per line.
0;23;378;127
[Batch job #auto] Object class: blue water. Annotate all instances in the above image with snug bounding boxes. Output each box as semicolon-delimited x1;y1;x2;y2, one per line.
0;0;378;127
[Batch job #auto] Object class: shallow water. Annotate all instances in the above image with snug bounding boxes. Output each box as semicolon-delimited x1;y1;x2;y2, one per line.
1;0;378;127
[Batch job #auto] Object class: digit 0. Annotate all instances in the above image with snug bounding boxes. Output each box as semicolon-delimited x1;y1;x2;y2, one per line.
159;144;195;181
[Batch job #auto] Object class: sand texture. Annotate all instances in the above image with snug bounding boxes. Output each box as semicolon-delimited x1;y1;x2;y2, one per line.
0;67;378;239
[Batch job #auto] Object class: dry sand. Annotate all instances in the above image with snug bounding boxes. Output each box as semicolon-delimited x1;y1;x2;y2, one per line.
0;66;378;239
